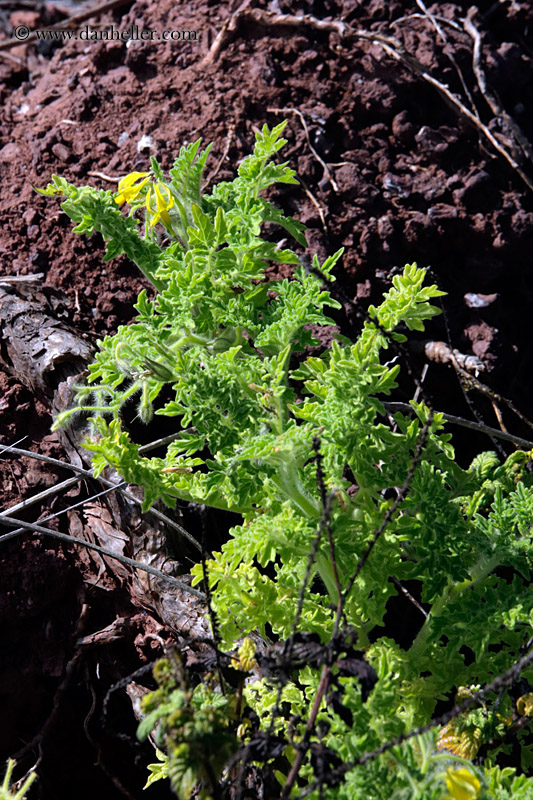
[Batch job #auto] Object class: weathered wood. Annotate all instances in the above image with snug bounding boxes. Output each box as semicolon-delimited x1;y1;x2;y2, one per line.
0;280;210;642
0;282;93;397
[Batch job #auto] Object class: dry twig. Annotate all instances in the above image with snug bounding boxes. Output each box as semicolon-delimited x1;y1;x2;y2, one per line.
418;339;486;373
414;0;478;114
201;0;253;66
203;8;533;192
203;122;236;190
0;512;206;598
0;443;202;550
450;358;533;434
268;106;339;192
464;7;533;169
383;401;533;450
300;177;328;236
0;273;44;283
87;171;121;182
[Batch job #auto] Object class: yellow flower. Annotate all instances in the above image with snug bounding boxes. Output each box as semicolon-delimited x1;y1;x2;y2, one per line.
114;171;150;205
517;693;533;716
230;637;257;672
444;767;481;800
146;182;174;229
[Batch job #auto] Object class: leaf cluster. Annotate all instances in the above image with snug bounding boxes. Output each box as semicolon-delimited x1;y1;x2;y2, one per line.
138;658;238;799
41;124;533;798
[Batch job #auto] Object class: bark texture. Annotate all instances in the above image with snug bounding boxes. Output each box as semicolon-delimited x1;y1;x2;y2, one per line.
0;279;209;641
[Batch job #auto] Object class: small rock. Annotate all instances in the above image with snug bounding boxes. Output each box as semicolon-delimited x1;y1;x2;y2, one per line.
91;42;124;72
377;214;395;240
464;293;499;309
427;204;458;221
29;250;49;268
9;9;40;27
51;142;71;161
297;154;318;181
403;211;434;244
445;174;462;191
96;142;113;154
335;163;362;199
391;111;414;142
23;208;38;226
466;322;497;360
137;134;154;153
415;126;448;153
377;155;391;174
453;170;495;209
0;142;20;161
382;172;410;197
488;41;530;90
125;43;156;78
511;210;533;237
356;280;371;299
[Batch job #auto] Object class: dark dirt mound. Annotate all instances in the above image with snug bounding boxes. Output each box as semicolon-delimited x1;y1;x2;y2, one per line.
1;0;533;797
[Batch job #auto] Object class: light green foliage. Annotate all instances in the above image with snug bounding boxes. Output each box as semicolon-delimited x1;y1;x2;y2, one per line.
484;765;533;799
138;659;237;799
41;124;533;798
0;762;36;800
143;749;169;790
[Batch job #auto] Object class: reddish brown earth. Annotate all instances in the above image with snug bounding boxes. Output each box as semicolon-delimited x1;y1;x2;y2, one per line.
1;0;533;797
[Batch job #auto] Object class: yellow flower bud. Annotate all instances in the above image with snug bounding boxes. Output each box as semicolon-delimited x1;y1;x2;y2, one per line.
517;693;533;716
230;637;257;672
444;767;481;800
146;182;175;229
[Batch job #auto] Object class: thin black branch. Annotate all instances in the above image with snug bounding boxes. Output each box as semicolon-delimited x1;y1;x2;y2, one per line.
297;640;533;797
0;444;202;551
0;514;205;599
198;504;226;693
312;437;342;602
383;401;533;450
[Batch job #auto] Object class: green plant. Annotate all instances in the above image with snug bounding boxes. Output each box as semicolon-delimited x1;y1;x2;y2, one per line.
0;762;36;800
137;657;238;799
39;123;533;798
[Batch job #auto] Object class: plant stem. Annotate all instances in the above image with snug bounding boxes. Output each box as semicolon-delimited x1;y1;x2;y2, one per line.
271;462;322;519
408;551;502;659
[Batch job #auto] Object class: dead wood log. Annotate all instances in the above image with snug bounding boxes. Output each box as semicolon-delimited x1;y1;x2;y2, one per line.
0;279;210;643
0;282;93;397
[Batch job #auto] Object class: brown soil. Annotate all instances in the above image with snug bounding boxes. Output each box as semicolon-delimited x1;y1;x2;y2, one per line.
1;0;533;797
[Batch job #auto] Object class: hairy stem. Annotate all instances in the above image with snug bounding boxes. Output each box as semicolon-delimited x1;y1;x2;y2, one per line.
409;551;502;659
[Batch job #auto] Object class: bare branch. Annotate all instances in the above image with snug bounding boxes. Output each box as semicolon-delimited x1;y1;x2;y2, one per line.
0;513;205;599
268;106;339;192
464;7;533;168
297;640;533;796
0;444;202;551
383;401;533;449
414;0;478;114
203;8;533;192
